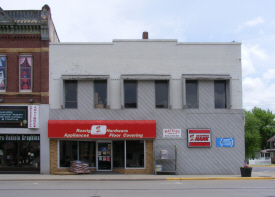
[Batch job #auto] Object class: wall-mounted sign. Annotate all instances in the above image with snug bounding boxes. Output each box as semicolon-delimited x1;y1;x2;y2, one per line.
187;129;211;147
216;138;235;147
0;106;28;128
0;134;40;142
28;105;39;128
48;120;156;139
163;129;181;138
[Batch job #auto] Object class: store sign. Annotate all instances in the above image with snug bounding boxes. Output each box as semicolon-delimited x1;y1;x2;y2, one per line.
163;129;181;138
187;129;211;147
0;134;40;142
216;138;235;147
48;120;156;139
0;106;28;128
28;105;40;128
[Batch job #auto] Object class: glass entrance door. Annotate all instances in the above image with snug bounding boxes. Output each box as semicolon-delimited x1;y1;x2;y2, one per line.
97;141;112;171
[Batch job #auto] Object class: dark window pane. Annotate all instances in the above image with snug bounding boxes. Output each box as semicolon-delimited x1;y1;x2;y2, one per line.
65;80;77;108
94;80;107;108
186;80;198;108
155;80;168;108
214;80;227;108
113;141;125;168
59;141;77;167
124;80;137;108
126;140;144;168
79;141;96;167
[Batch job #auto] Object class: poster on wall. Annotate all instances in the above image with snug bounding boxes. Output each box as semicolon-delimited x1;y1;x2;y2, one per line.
163;129;181;138
216;138;235;147
0;106;28;128
187;129;211;147
28;105;40;128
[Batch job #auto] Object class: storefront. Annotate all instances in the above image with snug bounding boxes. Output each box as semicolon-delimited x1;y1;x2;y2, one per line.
0;134;40;173
0;106;41;174
48;120;156;174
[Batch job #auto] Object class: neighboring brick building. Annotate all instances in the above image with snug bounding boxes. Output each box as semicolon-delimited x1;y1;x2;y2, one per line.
0;5;59;174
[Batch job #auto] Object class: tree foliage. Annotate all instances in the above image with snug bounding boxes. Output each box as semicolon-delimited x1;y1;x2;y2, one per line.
245;107;275;158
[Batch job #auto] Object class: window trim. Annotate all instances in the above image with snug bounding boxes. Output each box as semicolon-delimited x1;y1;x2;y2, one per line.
0;55;7;92
19;54;33;92
182;74;232;109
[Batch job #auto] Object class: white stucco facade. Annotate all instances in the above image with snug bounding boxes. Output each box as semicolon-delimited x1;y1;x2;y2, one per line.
50;40;242;110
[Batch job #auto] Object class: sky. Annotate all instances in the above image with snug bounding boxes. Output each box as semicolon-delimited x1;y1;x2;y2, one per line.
1;0;275;112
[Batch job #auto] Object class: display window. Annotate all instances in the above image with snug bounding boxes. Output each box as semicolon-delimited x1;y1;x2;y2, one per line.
59;141;96;168
0;56;6;92
0;139;40;173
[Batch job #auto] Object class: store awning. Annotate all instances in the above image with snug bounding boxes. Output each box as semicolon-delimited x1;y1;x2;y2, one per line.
48;120;156;139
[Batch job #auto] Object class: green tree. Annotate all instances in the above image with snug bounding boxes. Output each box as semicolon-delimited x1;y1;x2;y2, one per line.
252;107;275;150
244;110;261;158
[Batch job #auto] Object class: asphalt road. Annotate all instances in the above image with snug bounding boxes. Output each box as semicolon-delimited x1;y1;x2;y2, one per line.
1;180;275;197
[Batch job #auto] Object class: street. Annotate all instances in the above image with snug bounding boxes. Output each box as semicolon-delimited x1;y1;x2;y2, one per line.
1;179;275;197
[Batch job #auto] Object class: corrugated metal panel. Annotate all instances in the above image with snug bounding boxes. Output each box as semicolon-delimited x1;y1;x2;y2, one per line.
50;80;244;175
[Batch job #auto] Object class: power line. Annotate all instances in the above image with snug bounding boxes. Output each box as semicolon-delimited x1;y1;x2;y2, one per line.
235;32;275;42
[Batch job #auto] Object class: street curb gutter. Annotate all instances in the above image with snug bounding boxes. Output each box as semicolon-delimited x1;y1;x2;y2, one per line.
167;177;275;180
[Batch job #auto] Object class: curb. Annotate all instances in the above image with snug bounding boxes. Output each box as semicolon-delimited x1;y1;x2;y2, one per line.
167;177;275;180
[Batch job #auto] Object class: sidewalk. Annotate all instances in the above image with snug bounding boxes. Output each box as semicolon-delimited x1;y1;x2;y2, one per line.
0;171;275;181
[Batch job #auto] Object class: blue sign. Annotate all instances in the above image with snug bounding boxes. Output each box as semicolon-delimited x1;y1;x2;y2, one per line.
216;138;234;147
101;147;108;151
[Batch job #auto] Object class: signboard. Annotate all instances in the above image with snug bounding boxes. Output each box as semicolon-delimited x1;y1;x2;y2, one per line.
0;106;28;128
0;134;40;142
163;129;181;138
216;138;235;147
187;129;211;147
28;105;40;128
48;120;156;139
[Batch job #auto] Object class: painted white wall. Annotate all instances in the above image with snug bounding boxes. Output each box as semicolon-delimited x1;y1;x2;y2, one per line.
49;40;242;110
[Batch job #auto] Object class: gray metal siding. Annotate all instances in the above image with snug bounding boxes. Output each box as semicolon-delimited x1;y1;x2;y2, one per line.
50;80;244;175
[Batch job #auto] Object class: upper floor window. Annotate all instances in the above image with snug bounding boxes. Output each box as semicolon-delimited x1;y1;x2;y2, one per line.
65;80;77;109
94;80;107;108
186;80;198;108
19;56;32;91
0;56;6;91
214;80;227;108
155;80;168;108
124;80;137;108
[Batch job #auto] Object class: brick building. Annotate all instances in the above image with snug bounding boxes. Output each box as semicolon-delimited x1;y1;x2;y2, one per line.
0;5;59;174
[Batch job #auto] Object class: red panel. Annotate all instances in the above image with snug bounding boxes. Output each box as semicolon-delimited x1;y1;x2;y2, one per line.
188;129;210;134
48;120;156;139
188;142;211;147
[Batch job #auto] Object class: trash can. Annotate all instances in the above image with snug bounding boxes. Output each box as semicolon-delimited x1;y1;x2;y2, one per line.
240;167;252;177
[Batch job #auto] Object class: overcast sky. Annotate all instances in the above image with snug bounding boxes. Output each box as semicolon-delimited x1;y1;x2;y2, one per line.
2;0;275;112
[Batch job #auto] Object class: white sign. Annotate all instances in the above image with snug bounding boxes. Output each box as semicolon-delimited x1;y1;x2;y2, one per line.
28;105;39;128
163;129;181;138
91;125;107;135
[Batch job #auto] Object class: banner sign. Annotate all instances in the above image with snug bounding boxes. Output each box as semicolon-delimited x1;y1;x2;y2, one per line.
0;106;28;128
48;120;156;139
187;129;211;147
0;134;40;142
163;129;181;138
216;138;235;147
28;105;40;128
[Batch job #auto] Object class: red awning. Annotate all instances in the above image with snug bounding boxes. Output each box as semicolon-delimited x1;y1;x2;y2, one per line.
48;120;156;139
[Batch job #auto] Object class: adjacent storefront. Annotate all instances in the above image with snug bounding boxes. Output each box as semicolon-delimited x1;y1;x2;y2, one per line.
48;120;156;174
0;106;41;174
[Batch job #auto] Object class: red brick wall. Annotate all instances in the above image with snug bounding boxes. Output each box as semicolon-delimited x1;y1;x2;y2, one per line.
0;34;49;104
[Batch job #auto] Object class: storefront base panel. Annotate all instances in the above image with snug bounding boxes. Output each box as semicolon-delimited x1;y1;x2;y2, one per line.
49;139;153;174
